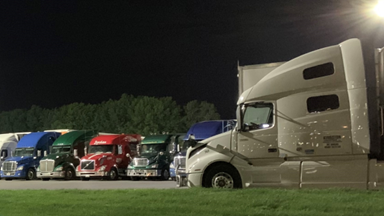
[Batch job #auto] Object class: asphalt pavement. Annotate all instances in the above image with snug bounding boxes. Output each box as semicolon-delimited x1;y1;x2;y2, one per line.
0;178;184;190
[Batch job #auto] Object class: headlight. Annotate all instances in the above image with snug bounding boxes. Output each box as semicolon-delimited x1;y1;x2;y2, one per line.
170;163;175;169
99;165;107;171
1;166;3;171
54;166;63;171
151;164;158;168
36;167;40;171
17;165;24;171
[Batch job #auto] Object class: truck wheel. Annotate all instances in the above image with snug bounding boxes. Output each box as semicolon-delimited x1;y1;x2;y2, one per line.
64;167;75;180
161;168;170;181
26;168;36;180
108;168;118;180
203;164;242;189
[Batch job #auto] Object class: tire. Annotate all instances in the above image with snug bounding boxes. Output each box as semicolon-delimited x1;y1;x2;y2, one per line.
42;178;50;181
81;177;90;181
108;168;118;180
161;168;170;181
26;168;36;180
203;164;242;189
64;167;75;180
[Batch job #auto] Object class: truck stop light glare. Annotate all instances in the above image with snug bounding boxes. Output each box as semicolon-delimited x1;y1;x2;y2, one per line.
375;0;384;17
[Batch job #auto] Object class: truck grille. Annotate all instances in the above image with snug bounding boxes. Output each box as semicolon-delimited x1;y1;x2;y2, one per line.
39;160;55;172
174;156;186;169
81;160;94;170
2;161;17;172
133;158;149;166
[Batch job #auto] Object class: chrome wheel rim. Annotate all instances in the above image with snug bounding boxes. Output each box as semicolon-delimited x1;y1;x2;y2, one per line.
212;172;234;188
28;170;34;179
111;170;116;179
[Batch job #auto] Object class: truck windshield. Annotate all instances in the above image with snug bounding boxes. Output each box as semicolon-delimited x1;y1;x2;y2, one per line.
51;146;71;154
14;148;35;157
139;144;166;155
180;140;197;152
88;145;113;154
242;103;273;130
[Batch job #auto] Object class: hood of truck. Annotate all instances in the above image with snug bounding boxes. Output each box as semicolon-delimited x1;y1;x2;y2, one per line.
81;153;114;161
40;153;71;165
5;156;34;165
200;130;232;150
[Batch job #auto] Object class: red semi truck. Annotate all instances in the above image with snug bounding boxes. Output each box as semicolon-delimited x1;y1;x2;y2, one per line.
76;134;141;180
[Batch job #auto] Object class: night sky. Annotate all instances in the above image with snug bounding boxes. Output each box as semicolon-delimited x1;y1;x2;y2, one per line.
1;0;384;119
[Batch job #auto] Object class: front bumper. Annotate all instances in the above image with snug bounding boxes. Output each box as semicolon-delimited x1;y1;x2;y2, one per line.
127;169;161;177
0;170;27;179
187;172;203;187
76;171;108;178
37;171;64;178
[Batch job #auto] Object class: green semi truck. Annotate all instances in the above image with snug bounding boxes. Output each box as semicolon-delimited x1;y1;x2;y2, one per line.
36;130;98;180
127;134;183;180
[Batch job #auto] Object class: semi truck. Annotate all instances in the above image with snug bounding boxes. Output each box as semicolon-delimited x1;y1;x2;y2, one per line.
186;38;384;189
170;120;236;186
76;134;141;180
0;132;31;177
1;132;61;180
127;134;183;180
37;130;98;180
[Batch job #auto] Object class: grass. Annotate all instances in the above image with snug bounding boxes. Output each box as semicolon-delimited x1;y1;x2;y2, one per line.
1;188;384;216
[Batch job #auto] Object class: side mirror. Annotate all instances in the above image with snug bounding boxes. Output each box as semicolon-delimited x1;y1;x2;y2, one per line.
0;156;4;161
74;149;78;157
126;153;130;158
49;146;53;154
37;150;42;157
177;145;180;152
84;147;87;155
44;150;47;157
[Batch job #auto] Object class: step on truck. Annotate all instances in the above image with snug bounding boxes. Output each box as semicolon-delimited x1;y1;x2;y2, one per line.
170;120;236;187
76;134;141;180
127;134;183;180
37;130;99;180
186;38;384;189
1;132;61;180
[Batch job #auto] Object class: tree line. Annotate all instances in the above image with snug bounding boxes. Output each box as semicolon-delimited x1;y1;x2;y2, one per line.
0;94;221;135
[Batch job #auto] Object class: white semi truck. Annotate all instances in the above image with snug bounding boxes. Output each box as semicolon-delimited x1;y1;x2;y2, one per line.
0;132;31;172
186;38;384;189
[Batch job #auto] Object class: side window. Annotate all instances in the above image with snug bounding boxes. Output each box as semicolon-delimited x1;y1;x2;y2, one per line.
307;95;339;113
303;62;334;80
1;150;8;158
242;103;273;131
117;145;123;154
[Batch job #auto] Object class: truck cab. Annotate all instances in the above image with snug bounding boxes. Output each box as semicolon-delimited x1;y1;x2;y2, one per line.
0;132;31;174
37;130;98;180
0;132;61;180
186;38;384;189
171;120;236;186
76;134;141;180
127;134;182;180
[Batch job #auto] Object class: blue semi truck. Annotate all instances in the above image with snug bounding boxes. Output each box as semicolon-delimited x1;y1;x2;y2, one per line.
0;132;61;180
170;120;236;186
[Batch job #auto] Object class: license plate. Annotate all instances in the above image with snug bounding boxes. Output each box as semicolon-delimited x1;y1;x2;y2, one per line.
6;172;10;176
85;175;90;178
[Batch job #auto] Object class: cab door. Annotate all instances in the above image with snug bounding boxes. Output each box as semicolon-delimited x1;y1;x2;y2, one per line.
235;101;285;186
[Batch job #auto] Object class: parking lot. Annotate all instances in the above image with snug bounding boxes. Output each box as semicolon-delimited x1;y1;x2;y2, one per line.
0;178;182;190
